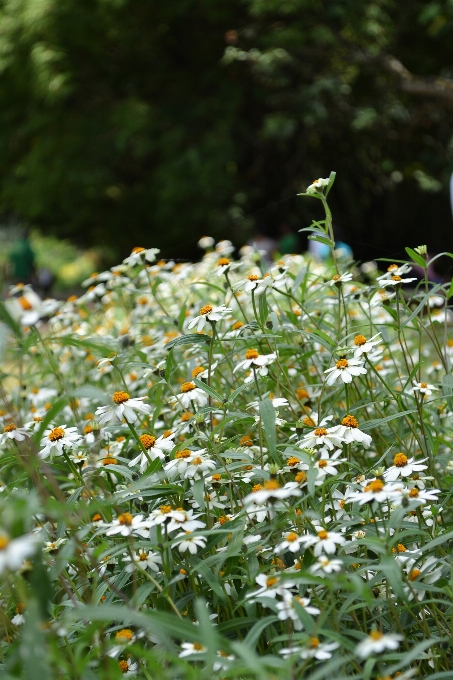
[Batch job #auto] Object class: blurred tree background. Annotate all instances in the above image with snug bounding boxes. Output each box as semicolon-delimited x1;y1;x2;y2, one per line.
0;0;453;264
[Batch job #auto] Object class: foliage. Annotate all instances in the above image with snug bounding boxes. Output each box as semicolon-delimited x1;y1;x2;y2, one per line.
0;1;453;257
0;178;453;678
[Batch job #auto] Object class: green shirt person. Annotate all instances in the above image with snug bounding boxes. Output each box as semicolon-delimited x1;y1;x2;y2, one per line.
8;232;36;283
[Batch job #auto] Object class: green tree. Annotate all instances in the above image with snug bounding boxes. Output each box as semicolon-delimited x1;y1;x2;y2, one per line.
0;0;452;261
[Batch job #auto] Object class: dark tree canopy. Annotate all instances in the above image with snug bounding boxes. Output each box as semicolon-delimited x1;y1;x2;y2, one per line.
0;0;452;262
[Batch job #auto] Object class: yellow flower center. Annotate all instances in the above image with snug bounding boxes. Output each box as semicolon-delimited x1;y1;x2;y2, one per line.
408;487;419;498
339;499;345;508
392;275;402;282
118;513;133;526
332;274;341;281
191;366;205;378
245;349;259;360
200;304;213;315
116;628;134;641
240;435;253;446
193;642;204;651
181;412;193;421
191;457;202;466
140;434;156;449
318;460;328;468
295;471;307;483
354;334;367;346
102;457;118;466
309;637;320;648
342;415;358;428
264;480;280;490
248;274;259;281
297;388;309;399
0;535;10;550
175;449;191;459
303;415;315;426
4;424;17;432
287;456;300;467
139;552;148;561
364;479;384;493
48;427;65;442
132;247;145;254
266;576;278;587
420;382;428;389
112;391;130;404
160;505;172;514
217;257;230;266
83;424;93;434
232;320;243;330
393;453;408;467
118;660;129;673
314;427;328;436
370;631;383;640
286;532;298;542
317;530;328;540
181;382;196;393
387;264;398;271
252;484;263;493
18;296;32;311
409;568;421;581
336;359;349;369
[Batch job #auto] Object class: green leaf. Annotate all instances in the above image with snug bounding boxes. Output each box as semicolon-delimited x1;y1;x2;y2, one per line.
259;398;278;461
325;170;336;197
165;333;210;351
308;234;334;247
191;477;206;509
258;290;269;326
226;382;249;404
405;246;427;268
192;377;224;404
20;599;51;680
360;409;417;431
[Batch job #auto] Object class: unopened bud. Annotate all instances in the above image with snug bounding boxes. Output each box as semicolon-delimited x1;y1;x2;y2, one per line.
414;245;427;257
268;464;280;477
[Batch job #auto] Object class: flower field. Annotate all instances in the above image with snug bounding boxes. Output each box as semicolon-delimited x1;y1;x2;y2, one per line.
1;174;453;679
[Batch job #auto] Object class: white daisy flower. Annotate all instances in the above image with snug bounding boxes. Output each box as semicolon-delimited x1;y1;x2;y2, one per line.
355;631;403;658
123;246;159;266
275;531;304;554
104;513;150;538
234;349;276;380
243;480;302;506
174;532;207;554
183;452;216;479
39;425;82;459
179;641;206;657
404;556;443;600
300;527;346;556
348;478;399;505
171;382;208;409
378;263;413;279
123;549;162;572
165;448;207;478
187;303;232;332
298;425;345;451
0;532;39;574
326;272;353;286
276;595;320;629
330;414;372;448
96;391;151;425
234;273;272;295
0;423;29;444
306;177;330;193
383;453;428;482
392;486;440;507
411;381;439;396
247;573;295;601
324;358;367;385
299;638;339;660
349;333;381;358
379;275;417;287
128;431;175;472
310;556;343;574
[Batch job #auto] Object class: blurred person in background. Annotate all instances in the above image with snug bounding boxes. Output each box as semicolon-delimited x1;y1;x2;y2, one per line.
8;230;36;285
277;222;300;255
